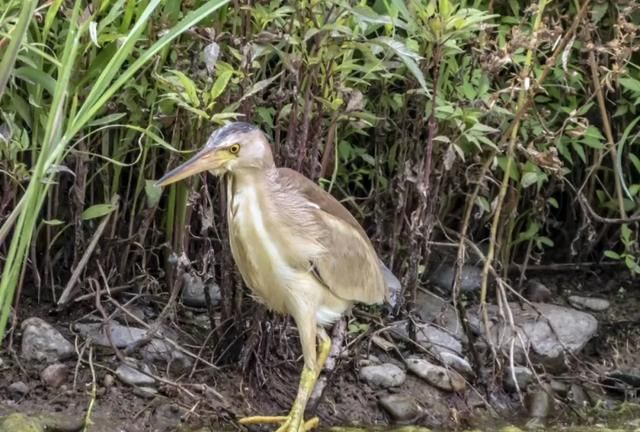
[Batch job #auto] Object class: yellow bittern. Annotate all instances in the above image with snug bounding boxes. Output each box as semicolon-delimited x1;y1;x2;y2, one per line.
156;122;398;432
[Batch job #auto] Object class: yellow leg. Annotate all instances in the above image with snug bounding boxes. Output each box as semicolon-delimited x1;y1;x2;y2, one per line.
239;330;332;432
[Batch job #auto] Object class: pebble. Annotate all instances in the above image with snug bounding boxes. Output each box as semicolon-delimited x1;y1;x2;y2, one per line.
405;357;465;392
181;274;221;307
503;366;534;393
525;387;553;419
103;374;114;387
8;381;29;398
133;386;158;399
359;363;406;388
74;322;147;348
568;295;610;312
141;338;193;373
379;394;422;422
41;363;68;388
437;351;474;378
116;359;155;386
21;317;74;363
523;280;552;303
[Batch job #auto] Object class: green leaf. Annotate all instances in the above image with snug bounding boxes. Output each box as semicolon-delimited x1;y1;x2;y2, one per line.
88;112;127;127
170;70;200;107
619;78;640;94
371;37;429;96
580;125;605;149
521;172;539;188
144;180;162;208
537;236;554;247
604;250;621;260
210;67;233;101
547;197;559;208
43;219;65;226
629;154;640;173
516;222;539;243
621;224;632;243
81;203;116;220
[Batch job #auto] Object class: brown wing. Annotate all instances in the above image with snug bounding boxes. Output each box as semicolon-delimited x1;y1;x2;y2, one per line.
277;167;395;305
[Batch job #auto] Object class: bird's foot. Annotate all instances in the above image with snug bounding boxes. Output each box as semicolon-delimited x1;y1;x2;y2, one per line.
238;414;319;431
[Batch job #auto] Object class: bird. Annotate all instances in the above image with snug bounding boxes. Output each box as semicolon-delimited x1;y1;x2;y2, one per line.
156;122;399;432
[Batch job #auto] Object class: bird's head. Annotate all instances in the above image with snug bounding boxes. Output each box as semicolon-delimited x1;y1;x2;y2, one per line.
155;122;273;187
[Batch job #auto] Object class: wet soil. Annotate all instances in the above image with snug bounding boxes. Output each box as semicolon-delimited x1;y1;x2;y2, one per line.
1;270;639;431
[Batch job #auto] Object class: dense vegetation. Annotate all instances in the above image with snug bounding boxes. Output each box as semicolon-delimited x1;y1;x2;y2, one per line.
1;0;639;356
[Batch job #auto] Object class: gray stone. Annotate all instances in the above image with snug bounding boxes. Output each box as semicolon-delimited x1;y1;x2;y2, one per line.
74;322;148;347
142;338;193;373
21;317;74;363
523;280;552;303
568;295;610;312
116;359;155;386
468;303;597;370
437;351;474;378
133;386;158;399
405;357;465;392
379;394;422;422
391;321;462;355
526;388;553;419
152;403;186;430
181;274;221;308
359;363;406;388
103;374;114;387
415;291;465;340
503;366;533;393
429;263;482;293
8;381;29;398
41;363;68;388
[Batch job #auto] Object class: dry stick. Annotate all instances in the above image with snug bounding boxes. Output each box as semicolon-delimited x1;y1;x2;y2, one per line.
586;42;627;219
57;194;120;305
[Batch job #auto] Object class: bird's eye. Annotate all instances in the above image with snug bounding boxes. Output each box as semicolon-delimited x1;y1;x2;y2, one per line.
229;144;240;154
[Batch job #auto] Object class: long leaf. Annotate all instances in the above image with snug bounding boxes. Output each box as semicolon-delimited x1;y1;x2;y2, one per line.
0;0;37;101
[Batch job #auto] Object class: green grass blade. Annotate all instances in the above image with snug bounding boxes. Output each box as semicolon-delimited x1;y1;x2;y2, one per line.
0;0;37;101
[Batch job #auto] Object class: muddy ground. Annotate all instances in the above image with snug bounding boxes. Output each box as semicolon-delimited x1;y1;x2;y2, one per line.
1;269;639;432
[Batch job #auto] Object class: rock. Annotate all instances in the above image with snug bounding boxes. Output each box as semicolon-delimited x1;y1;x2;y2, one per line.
550;380;569;397
359;363;406;388
0;413;43;432
41;363;68;388
141;338;193;373
525;388;553;420
21;318;74;363
152;404;186;430
379;394;422;423
468;303;597;370
133;386;158;399
568;295;610;312
116;359;155;386
74;322;147;347
8;381;29;398
429;263;482;293
103;374;114;387
415;291;465;340
415;324;462;355
405;357;465;392
437;351;474;378
503;366;533;393
602;369;640;396
523;280;552;303
569;383;590;408
391;321;462;355
181;274;221;308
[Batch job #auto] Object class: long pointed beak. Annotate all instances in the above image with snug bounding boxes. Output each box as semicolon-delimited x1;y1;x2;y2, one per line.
155;147;223;187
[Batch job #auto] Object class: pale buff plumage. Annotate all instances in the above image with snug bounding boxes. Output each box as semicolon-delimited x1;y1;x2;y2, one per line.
156;122;399;432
